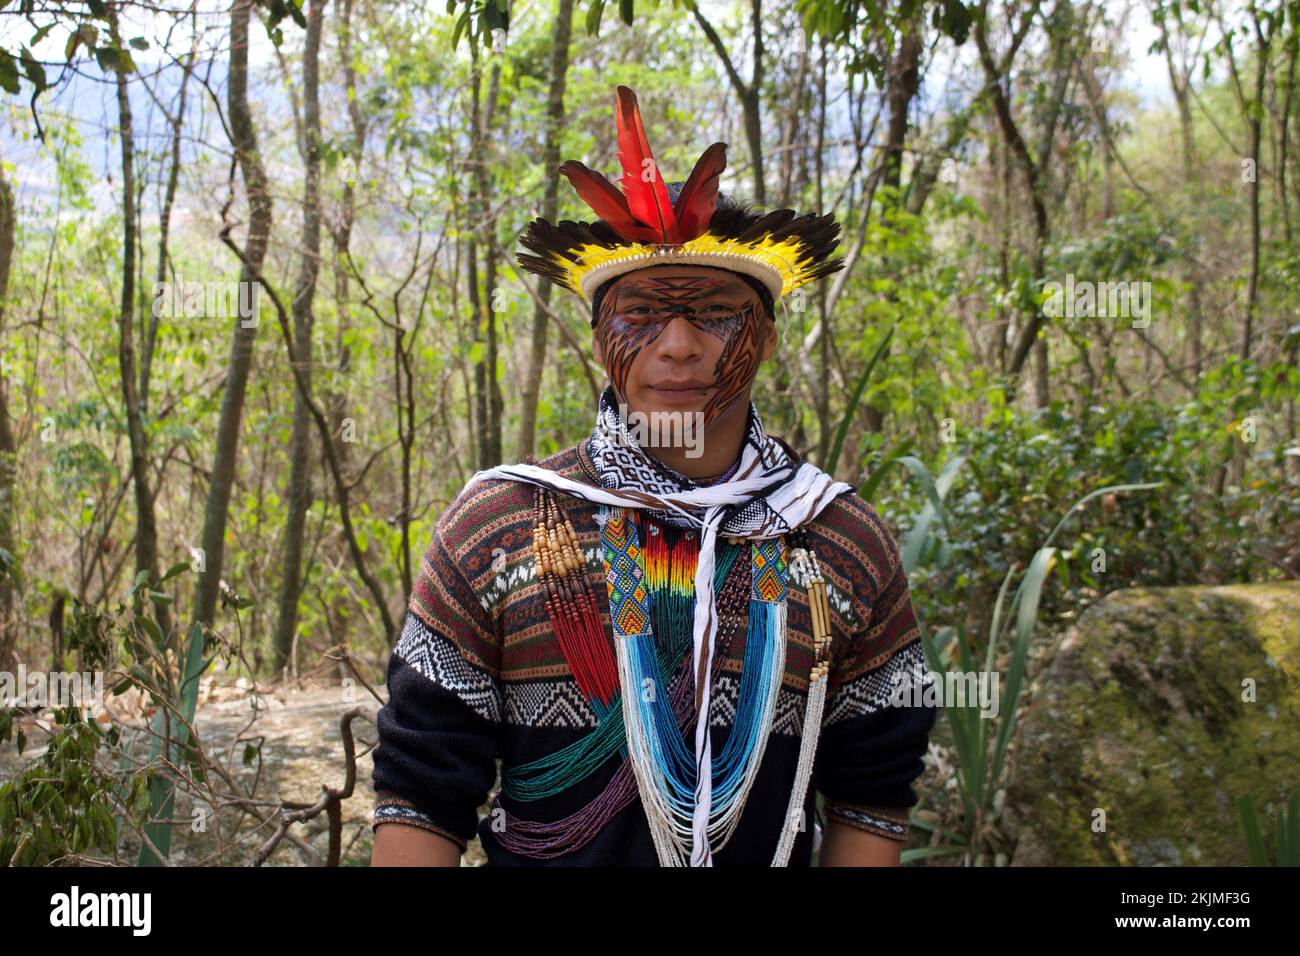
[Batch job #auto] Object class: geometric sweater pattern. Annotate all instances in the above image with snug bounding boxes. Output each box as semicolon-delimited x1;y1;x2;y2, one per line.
371;438;936;865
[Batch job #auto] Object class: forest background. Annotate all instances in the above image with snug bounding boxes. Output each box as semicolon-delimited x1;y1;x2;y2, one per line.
0;0;1296;866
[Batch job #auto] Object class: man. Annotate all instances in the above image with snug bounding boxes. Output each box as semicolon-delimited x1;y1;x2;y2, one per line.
370;87;935;866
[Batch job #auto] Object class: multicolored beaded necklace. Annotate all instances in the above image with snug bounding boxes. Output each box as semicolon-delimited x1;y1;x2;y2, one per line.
610;505;789;864
492;485;836;865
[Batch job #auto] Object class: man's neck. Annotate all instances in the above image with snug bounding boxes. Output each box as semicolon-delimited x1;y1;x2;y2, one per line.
642;398;749;481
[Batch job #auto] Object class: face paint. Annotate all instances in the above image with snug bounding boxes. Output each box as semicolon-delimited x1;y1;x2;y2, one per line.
593;271;768;428
700;304;762;423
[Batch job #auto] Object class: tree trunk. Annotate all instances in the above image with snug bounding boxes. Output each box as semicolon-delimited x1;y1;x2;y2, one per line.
0;159;17;665
516;0;574;458
976;1;1054;379
691;0;766;204
109;11;170;639
1157;6;1205;380
468;46;505;469
328;0;366;643
1242;53;1264;361
193;0;272;629
273;0;324;676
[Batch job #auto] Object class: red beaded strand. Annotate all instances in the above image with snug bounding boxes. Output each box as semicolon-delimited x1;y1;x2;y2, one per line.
532;487;620;711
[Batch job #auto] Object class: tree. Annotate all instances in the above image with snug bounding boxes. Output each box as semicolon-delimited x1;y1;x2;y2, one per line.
273;0;326;675
193;0;274;629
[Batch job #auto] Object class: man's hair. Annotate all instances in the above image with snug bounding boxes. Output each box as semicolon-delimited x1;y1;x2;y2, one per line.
590;183;776;326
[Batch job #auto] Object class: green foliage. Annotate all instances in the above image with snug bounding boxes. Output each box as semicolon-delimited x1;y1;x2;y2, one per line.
0;706;127;867
139;620;210;866
1238;792;1300;867
794;0;970;78
876;381;1298;639
263;0;309;47
891;443;1160;864
825;321;895;476
0;4;150;144
0;551;238;865
0;545;18;591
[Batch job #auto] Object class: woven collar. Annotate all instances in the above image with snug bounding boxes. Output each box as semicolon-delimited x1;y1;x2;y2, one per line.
585;385;808;535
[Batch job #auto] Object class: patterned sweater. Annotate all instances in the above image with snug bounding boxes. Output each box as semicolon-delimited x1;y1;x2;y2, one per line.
371;439;935;865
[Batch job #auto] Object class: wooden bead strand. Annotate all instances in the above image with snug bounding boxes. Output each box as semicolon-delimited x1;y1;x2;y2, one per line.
531;487;620;709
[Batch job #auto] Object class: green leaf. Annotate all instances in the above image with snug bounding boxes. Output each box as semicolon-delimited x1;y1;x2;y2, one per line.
826;322;895;476
898;454;965;574
1037;481;1163;552
586;0;606;35
858;436;915;503
0;51;20;95
129;568;151;595
94;45;119;72
1237;795;1267;866
139;615;164;648
161;561;191;583
990;546;1056;785
901;845;967;864
19;47;45;90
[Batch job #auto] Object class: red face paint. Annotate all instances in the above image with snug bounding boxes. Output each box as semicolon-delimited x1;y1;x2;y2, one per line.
594;270;768;429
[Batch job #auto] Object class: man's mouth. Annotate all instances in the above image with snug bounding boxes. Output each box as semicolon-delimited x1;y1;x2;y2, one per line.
651;381;714;393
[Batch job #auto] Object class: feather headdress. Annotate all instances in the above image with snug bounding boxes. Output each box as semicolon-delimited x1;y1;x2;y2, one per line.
516;86;844;306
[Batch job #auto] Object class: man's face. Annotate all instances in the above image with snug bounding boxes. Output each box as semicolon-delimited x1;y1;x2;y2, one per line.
591;265;776;430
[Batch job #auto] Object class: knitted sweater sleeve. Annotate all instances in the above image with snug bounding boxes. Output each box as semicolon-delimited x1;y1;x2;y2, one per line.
812;498;936;844
371;484;505;852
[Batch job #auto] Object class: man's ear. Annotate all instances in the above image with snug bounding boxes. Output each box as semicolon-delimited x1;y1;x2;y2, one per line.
759;318;776;362
592;330;605;365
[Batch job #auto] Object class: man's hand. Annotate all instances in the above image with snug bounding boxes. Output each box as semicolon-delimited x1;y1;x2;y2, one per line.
817;819;903;866
371;823;463;866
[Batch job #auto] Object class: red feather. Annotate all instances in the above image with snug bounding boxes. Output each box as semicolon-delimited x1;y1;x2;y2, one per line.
673;142;727;240
558;160;662;243
615;86;680;243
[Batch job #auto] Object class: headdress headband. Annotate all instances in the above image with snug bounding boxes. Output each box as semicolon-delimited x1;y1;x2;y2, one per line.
516;86;845;305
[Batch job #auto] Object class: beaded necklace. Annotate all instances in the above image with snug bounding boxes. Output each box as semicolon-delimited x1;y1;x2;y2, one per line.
493;487;836;865
609;506;788;863
492;491;746;858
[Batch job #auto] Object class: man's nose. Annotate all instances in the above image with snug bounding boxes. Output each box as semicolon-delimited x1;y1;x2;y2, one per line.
654;312;705;360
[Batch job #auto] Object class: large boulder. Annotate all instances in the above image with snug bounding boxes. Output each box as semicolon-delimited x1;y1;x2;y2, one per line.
1003;582;1300;866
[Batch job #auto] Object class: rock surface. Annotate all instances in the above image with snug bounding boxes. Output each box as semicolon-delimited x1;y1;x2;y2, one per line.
1003;582;1300;865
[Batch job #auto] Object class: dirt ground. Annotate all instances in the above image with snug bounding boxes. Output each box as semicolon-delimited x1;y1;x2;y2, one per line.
1;677;490;867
